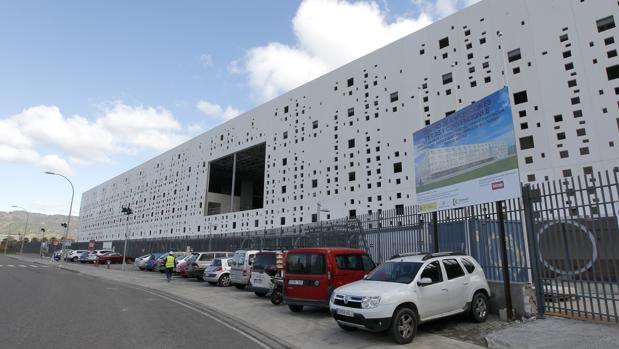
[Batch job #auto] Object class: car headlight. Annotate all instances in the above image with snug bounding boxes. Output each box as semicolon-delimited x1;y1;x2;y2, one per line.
361;296;381;309
330;293;337;305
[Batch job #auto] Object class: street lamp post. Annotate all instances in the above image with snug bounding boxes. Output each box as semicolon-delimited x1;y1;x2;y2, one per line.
3;223;11;256
121;205;133;271
45;171;74;266
40;228;46;259
11;205;29;255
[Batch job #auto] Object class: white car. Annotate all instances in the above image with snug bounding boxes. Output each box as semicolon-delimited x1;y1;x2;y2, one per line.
67;250;89;262
203;257;234;286
329;252;491;345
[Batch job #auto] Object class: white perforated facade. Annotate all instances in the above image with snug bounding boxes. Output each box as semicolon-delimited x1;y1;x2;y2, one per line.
77;0;619;242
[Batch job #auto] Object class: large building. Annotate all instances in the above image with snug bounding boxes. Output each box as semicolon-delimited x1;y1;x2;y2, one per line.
77;0;619;242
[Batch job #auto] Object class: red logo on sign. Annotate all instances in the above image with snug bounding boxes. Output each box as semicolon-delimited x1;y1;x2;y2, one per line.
492;181;504;190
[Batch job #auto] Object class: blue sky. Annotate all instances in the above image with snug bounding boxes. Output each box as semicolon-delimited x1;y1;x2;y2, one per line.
0;0;478;216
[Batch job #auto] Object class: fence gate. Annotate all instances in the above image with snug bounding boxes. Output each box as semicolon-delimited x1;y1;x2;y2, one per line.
524;171;619;323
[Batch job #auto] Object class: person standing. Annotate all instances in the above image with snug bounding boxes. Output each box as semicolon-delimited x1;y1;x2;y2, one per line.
165;252;176;282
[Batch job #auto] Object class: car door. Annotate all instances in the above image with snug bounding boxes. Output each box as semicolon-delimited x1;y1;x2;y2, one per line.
416;260;451;319
442;258;468;311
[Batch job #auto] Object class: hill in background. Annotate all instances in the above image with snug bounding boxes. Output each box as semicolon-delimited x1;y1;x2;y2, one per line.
0;211;78;240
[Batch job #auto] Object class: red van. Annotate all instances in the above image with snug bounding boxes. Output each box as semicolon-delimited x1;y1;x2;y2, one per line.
284;247;376;312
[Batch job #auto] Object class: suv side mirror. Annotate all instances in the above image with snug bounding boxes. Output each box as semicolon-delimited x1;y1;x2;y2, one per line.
417;277;433;287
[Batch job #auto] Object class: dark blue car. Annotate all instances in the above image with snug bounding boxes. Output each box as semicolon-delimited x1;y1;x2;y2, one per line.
144;253;164;271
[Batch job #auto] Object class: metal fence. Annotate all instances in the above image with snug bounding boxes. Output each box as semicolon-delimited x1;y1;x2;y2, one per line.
27;169;615;323
524;170;619;323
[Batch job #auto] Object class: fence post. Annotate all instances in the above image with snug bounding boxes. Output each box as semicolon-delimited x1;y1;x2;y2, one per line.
521;184;545;318
496;200;514;321
432;211;439;253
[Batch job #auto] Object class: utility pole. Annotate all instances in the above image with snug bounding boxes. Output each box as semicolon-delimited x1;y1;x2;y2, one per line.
121;205;133;271
11;206;29;255
45;171;74;267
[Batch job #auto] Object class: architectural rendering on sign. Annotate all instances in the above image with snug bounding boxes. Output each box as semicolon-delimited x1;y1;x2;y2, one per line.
77;0;619;242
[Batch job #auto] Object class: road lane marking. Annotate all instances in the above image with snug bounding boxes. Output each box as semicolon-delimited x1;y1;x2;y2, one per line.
19;265;27;267
8;265;14;267
30;265;38;268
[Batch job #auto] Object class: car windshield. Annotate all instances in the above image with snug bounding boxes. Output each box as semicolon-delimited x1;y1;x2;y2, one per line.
365;261;423;284
232;252;245;266
253;254;276;272
211;259;222;267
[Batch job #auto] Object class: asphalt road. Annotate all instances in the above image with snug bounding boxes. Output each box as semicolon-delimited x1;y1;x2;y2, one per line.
0;255;262;349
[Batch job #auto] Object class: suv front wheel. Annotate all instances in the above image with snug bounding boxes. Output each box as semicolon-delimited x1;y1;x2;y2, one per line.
389;307;417;344
470;292;489;323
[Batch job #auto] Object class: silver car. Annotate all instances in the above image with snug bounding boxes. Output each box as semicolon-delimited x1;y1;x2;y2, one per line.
204;258;234;286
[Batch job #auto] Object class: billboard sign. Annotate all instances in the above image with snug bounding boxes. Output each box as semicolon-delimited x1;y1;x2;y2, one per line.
413;87;520;212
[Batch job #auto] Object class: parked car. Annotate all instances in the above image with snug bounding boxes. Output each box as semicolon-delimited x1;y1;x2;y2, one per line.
94;249;114;257
173;254;190;273
67;250;89;262
186;252;234;280
284;247;375;313
329;252;491;344
79;251;96;263
155;252;188;272
178;253;198;277
144;253;164;271
204;257;234;286
135;254;153;270
230;250;260;289
97;252;134;264
249;251;282;297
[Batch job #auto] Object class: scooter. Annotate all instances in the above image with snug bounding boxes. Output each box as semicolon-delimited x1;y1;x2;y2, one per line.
270;276;284;305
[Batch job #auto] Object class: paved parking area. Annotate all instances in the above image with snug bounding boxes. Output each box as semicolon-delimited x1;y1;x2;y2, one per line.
16;255;487;349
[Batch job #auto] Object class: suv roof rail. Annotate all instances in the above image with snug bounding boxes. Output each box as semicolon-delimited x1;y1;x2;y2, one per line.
422;251;466;260
389;252;428;260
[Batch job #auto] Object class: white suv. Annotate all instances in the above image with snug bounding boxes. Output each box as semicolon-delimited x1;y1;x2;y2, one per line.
329;252;491;344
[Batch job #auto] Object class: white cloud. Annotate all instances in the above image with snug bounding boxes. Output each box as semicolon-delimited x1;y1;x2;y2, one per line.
241;0;433;102
196;100;241;123
239;0;481;102
0;102;191;173
413;0;481;19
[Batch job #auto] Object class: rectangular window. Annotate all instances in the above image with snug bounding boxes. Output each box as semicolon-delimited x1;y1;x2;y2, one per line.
390;92;399;102
442;72;453;85
439;37;449;49
312;179;318;188
597;16;616;33
443;259;465;279
576;128;586;136
348;172;356;181
560;150;569;158
347;107;355;117
393;162;402;173
557;132;566;140
554;114;563;122
348;139;355;148
286;253;325;274
395;204;404;215
580;147;590;155
312;120;318;129
607;64;619;80
519;136;534;150
513;90;528;105
347;77;354;87
507;48;521;62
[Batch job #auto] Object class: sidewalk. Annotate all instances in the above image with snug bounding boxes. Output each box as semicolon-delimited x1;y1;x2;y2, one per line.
485;316;619;349
15;254;483;349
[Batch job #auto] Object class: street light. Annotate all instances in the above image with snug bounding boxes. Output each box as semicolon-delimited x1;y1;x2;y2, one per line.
121;205;133;271
11;205;29;255
45;171;74;265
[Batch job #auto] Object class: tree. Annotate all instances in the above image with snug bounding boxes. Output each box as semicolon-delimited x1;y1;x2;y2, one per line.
31;237;39;243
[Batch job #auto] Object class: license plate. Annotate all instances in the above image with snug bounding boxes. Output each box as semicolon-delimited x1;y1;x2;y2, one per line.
337;308;354;317
288;279;303;285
